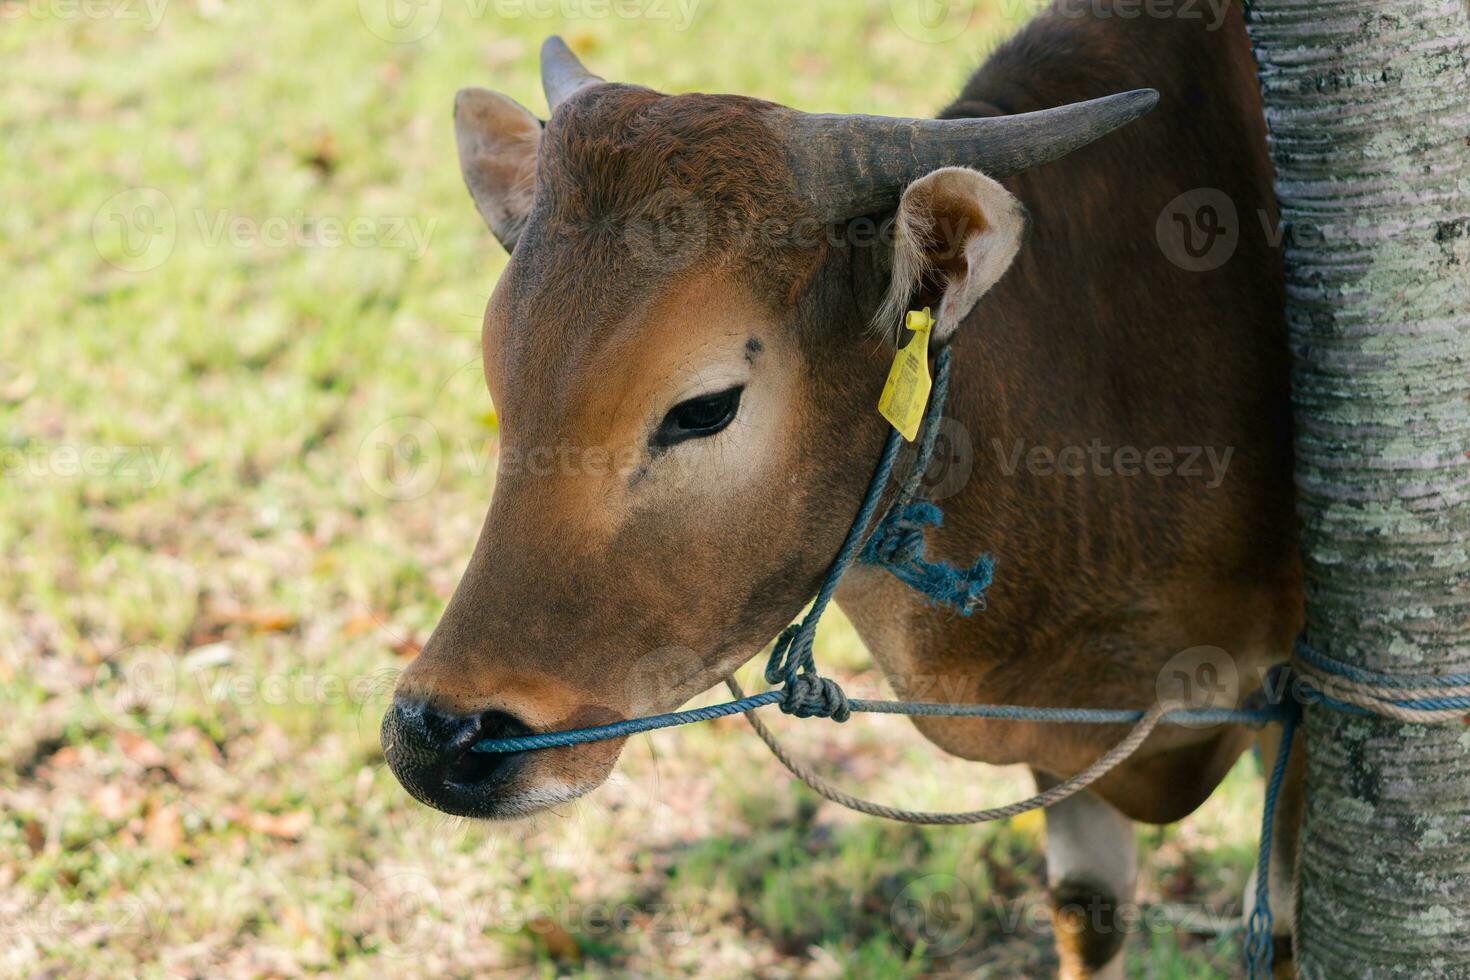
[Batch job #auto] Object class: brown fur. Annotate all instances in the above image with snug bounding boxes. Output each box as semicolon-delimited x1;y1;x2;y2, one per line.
853;3;1299;823
393;2;1298;835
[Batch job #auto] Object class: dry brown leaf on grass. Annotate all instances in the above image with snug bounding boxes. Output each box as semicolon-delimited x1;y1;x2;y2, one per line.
45;745;84;770
217;606;299;633
340;612;388;639
304;131;337;177
22;819;45;855
143;801;184;851
526;915;583;963
342;612;423;658
223;805;313;840
190;603;300;645
115;730;167;768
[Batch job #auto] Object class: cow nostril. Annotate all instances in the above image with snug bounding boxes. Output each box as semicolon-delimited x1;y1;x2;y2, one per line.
444;709;534;789
383;699;538;806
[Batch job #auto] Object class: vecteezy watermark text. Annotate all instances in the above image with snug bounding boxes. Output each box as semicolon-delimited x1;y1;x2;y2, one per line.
0;0;169;29
356;0;701;44
992;438;1234;488
490;0;699;28
889;0;1230;45
0;444;172;487
194;210;435;258
92;187;438;273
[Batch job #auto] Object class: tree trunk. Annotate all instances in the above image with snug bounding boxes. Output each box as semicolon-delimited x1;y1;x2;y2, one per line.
1243;0;1470;976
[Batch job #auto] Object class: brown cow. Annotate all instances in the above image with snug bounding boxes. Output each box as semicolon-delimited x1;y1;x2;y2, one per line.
383;6;1301;976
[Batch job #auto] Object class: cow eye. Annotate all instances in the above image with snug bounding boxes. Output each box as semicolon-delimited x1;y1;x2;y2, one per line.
654;386;742;447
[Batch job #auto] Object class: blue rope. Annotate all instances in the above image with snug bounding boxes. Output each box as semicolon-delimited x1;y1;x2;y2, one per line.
758;416;903;720
472;697;1289;752
859;352;994;613
1295;637;1470;714
1244;664;1301;980
1294;637;1470;688
760;346;991;723
1311;691;1470;716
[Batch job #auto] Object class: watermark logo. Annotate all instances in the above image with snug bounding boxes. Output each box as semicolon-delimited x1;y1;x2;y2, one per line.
491;0;701;31
0;0;170;29
1053;0;1230;30
358;416;445;501
620;188;708;272
0;444;172;487
354;871;448;957
358;0;442;42
890;0;976;44
990;437;1234;488
624;645;706;712
919;416;975;502
891;873;975;955
0;895;156;942
88;645;400;729
92;187;438;272
1156;187;1238;272
357;0;701;43
92;187;177;272
88;645;180;731
1156;645;1238;728
194;210;436;258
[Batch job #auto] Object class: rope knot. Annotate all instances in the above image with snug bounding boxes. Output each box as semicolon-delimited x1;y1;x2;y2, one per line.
764;625;849;721
765;624;812;687
868;502;940;565
861;500;993;615
777;671;851;722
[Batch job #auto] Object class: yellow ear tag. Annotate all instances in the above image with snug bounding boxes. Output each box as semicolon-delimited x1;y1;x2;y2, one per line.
877;308;934;441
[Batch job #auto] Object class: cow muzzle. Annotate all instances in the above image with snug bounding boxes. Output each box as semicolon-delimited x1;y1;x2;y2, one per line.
380;698;538;818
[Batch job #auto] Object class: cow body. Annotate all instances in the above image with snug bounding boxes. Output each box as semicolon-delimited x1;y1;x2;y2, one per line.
384;5;1301;976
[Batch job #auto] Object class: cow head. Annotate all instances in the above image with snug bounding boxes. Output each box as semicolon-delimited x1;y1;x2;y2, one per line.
382;38;1155;818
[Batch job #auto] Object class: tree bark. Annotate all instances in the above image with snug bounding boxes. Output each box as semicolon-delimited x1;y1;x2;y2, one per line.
1244;0;1470;976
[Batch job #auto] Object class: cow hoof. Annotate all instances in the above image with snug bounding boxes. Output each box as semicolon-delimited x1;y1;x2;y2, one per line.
1272;935;1296;979
1050;875;1127;980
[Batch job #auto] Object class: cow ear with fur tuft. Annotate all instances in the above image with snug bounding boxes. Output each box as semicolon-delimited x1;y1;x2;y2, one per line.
454;88;542;253
877;167;1028;346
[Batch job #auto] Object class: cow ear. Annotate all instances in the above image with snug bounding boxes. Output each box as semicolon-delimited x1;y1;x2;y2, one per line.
878;167;1028;345
454;88;542;253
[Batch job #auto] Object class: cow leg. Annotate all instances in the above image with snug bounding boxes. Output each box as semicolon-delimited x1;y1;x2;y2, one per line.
1034;771;1136;980
1242;724;1306;979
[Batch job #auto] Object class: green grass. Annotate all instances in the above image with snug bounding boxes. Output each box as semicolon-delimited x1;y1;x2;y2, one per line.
2;1;1258;975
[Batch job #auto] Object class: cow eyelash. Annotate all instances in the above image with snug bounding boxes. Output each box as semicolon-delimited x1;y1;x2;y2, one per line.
652;386;743;448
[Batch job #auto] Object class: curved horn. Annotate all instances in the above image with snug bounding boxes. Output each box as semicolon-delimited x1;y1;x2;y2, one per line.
776;88;1160;221
540;35;604;110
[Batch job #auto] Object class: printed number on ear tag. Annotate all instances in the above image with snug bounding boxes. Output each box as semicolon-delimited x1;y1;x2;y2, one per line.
877;308;934;442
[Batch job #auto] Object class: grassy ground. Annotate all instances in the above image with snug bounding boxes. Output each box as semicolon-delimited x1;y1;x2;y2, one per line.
2;1;1262;975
